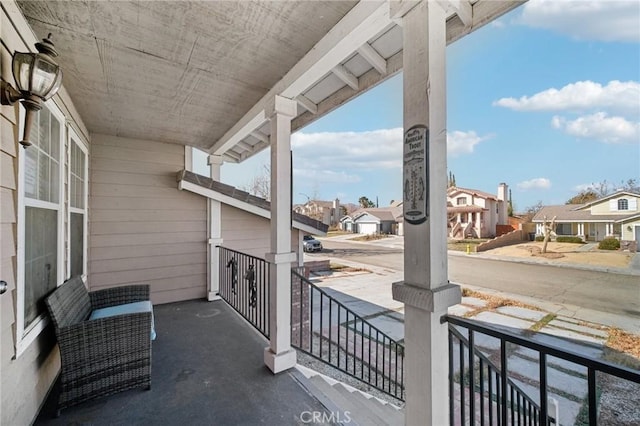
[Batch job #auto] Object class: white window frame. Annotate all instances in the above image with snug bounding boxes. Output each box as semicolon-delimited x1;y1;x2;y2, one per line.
618;198;629;211
67;128;89;281
16;100;66;356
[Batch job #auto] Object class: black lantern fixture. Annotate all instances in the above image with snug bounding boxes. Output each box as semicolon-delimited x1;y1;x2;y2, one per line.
1;33;63;147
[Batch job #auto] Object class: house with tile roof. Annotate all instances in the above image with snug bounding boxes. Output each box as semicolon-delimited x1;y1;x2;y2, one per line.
532;191;640;243
447;183;509;238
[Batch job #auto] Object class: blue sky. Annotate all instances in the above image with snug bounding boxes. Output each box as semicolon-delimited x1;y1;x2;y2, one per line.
197;0;640;212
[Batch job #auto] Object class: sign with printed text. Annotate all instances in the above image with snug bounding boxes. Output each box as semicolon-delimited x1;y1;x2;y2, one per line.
403;125;428;225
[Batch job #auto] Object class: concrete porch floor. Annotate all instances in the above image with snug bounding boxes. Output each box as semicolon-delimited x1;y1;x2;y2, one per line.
35;299;328;425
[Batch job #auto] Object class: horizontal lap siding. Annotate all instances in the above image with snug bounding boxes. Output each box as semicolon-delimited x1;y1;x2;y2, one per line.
89;134;206;304
220;204;300;262
1;6;62;424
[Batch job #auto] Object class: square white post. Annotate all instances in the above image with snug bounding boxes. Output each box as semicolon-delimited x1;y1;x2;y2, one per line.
207;154;224;301
264;95;298;373
391;2;461;425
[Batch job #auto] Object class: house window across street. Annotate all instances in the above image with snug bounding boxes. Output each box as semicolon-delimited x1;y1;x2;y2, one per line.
19;104;65;344
556;223;572;235
618;199;628;210
457;197;466;205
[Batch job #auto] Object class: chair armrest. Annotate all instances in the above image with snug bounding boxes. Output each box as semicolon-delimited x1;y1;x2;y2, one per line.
56;312;152;364
89;284;150;309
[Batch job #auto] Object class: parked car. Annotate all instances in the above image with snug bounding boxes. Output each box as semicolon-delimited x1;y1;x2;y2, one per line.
303;235;323;252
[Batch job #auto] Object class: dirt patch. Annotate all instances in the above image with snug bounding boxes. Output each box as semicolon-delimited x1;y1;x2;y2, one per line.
606;328;640;360
486;242;633;268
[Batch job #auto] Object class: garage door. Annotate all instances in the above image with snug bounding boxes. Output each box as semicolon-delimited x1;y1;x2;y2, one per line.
359;223;378;235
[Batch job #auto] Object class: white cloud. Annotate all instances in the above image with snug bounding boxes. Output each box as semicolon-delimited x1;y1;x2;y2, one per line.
517;178;552;190
447;130;491;157
291;127;489;176
493;80;640;115
552;112;640;143
292;128;403;172
519;0;640;43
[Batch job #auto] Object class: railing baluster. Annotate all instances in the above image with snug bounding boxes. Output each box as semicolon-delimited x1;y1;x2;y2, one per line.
488;360;493;426
469;330;475;426
539;353;548;426
449;329;454;426
328;298;332;364
337;306;341;368
361;318;365;380
510;382;515;425
501;340;508;426
319;293;323;360
480;357;485;426
459;332;465;426
588;368;597;426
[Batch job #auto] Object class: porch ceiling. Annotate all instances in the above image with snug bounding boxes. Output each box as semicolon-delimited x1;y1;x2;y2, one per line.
16;0;525;161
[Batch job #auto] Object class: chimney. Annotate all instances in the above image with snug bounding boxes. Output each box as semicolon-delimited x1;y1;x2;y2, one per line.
497;183;508;224
497;183;507;201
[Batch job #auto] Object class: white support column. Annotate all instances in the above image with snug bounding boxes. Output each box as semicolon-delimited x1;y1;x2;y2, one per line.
207;154;224;301
264;95;298;373
391;2;461;425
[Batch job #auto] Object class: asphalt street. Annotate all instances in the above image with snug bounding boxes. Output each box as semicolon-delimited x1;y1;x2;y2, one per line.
317;238;640;322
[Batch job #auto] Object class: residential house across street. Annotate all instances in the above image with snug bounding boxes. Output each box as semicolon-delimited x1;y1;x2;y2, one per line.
447;183;510;239
533;191;640;244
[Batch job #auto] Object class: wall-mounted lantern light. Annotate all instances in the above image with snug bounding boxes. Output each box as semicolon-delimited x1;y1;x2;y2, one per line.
1;33;63;147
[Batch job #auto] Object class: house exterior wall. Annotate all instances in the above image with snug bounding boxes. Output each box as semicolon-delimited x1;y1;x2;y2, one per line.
589;194;640;215
621;219;640;241
220;204;301;264
1;3;90;424
89;134;207;304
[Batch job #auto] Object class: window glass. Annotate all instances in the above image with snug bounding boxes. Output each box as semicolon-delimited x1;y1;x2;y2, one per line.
70;212;84;277
69;137;87;278
23;106;62;330
70;142;85;209
618;199;628;210
24;207;57;327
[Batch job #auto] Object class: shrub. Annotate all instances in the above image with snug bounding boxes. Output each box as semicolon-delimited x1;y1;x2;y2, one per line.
598;238;620;250
535;235;545;242
556;236;585;244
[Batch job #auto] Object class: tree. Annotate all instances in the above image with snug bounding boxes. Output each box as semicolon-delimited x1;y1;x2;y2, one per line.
448;171;456;188
541;216;556;254
241;163;270;200
567;178;640;204
358;196;375;208
508;189;514;217
523;201;543;222
566;190;598;205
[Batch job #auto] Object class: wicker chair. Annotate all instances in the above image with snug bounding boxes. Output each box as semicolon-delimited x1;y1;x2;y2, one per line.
45;276;152;416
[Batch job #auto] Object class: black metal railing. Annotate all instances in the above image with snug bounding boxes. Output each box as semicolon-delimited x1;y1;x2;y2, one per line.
291;270;405;401
218;246;270;338
445;315;640;426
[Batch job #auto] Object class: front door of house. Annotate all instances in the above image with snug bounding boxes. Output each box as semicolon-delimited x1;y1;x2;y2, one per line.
635;226;640;246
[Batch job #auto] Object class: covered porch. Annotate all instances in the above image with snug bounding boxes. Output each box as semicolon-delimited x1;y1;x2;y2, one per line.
2;1;528;425
34;299;330;425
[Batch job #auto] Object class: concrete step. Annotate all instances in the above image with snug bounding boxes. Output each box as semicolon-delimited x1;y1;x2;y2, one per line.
296;365;404;426
331;380;404;426
309;375;383;426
